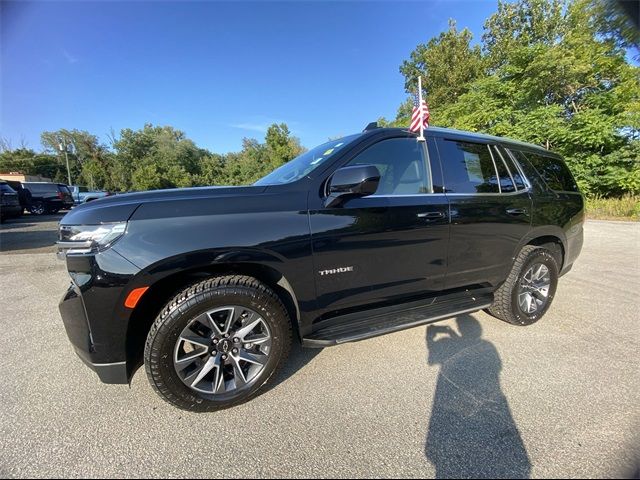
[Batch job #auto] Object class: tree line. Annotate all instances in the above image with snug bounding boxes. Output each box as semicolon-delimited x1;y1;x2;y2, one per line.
1;0;638;197
0;123;303;191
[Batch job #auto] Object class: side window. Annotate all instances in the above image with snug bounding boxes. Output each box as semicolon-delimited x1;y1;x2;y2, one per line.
438;140;499;194
523;152;579;193
80;186;89;193
346;138;432;195
496;146;527;190
489;146;516;193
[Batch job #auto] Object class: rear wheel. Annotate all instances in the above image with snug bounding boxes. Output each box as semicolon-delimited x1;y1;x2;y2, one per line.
145;275;292;411
487;245;559;326
29;202;45;215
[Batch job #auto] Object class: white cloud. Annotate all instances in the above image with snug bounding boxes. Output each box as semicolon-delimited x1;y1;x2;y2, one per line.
230;118;301;136
62;49;78;64
230;122;272;133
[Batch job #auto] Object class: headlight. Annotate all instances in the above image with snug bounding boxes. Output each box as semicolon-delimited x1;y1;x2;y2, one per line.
57;222;127;256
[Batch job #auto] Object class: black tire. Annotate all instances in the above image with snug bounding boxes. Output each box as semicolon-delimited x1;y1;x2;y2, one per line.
144;275;292;412
29;202;45;215
486;245;559;326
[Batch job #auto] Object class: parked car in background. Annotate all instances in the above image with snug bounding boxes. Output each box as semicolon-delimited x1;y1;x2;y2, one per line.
22;182;74;215
69;185;110;204
0;181;23;222
4;180;33;213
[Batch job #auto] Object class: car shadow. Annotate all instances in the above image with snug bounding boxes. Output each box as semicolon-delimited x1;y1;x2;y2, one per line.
424;314;531;479
266;339;322;391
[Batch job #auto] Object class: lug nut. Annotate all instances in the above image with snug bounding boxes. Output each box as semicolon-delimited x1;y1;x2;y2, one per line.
224;334;229;338
244;343;252;349
212;338;219;344
232;348;238;354
233;337;240;343
221;354;227;360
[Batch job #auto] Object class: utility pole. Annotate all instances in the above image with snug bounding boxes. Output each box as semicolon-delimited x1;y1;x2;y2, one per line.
58;140;72;186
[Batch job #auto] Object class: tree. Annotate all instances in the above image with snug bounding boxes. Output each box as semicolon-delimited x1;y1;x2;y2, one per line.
400;20;484;114
396;0;640;197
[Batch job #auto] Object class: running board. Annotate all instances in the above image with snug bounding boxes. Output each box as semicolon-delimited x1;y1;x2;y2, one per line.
302;291;493;347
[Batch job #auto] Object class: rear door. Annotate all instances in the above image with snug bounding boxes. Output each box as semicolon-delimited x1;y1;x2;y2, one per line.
434;137;532;289
309;135;450;313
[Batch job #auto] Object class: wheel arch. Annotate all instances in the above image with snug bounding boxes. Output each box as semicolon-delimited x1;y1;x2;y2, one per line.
506;227;567;283
525;234;565;271
123;256;302;381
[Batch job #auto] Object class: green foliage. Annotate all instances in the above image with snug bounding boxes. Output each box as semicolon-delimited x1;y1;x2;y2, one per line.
0;123;303;192
400;20;484;111
398;0;640;198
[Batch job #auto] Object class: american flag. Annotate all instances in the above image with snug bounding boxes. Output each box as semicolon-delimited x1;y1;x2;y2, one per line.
409;93;430;133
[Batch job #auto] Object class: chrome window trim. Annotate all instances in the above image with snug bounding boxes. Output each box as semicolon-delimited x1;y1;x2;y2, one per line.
486;144;503;194
503;148;533;191
491;145;518;192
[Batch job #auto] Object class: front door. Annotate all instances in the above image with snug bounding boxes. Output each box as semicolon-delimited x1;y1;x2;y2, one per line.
309;136;450;316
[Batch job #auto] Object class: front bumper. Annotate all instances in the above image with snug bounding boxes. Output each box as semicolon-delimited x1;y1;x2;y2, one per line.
58;249;140;384
74;348;128;384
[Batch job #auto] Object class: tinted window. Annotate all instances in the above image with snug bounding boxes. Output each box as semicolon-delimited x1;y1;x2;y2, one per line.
255;134;361;185
25;183;57;193
0;183;15;193
439;140;499;193
490;146;516;193
347;138;431;195
59;185;71;194
520;151;578;192
496;146;527;190
79;186;89;193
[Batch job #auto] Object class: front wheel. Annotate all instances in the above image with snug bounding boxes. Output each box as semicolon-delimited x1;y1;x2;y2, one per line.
487;245;559;326
145;275;292;412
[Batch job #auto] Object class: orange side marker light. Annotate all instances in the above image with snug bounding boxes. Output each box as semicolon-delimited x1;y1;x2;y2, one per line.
124;286;149;309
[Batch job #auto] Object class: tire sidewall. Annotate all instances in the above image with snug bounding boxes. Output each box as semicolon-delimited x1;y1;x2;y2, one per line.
147;286;288;410
509;249;559;326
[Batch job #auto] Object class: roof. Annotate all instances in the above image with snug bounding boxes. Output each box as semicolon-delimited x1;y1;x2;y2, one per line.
366;126;553;155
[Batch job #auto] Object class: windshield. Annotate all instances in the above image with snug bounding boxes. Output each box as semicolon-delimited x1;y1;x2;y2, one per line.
254;134;361;186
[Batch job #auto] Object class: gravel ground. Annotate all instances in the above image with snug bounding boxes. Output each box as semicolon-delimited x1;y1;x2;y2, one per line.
0;217;638;478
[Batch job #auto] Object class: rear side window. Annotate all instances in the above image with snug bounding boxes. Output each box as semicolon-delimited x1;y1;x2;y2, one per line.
494;145;527;191
347;137;432;195
518;151;579;192
25;183;57;193
438;140;499;194
489;146;516;193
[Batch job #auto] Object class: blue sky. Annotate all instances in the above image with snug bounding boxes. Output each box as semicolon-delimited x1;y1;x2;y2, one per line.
2;1;499;153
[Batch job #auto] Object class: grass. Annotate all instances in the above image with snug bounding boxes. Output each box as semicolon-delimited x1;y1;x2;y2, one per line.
586;195;640;221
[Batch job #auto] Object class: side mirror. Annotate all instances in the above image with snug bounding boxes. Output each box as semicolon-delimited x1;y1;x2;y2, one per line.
325;164;380;208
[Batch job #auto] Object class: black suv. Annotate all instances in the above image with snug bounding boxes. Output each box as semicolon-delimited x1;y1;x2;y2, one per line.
57;126;584;411
0;181;23;222
23;182;74;214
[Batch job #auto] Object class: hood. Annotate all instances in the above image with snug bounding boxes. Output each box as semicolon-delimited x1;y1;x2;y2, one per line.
60;185;267;225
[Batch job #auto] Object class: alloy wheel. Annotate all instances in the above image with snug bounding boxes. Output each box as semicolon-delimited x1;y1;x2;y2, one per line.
518;263;551;315
173;306;272;395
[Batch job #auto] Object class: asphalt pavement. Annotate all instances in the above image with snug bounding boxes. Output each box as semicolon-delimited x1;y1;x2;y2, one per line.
0;215;638;478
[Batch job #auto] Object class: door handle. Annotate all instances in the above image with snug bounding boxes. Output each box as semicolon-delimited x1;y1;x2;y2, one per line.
506;208;528;216
417;211;446;219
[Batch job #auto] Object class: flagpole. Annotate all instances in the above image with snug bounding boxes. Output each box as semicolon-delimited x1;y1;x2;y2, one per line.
417;76;426;142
